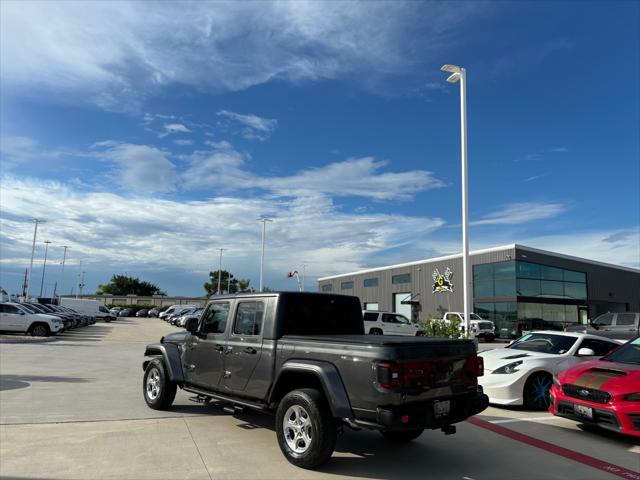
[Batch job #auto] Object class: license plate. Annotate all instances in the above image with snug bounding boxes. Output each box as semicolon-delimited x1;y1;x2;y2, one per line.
434;400;450;418
574;404;593;419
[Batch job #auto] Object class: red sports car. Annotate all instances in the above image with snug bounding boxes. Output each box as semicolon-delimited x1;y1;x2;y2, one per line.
549;337;640;437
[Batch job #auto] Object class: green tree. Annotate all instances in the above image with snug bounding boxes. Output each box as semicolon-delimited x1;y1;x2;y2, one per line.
96;275;166;296
204;270;239;296
237;279;252;293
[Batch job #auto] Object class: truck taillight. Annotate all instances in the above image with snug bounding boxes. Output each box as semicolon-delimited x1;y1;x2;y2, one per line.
476;356;484;377
377;362;402;388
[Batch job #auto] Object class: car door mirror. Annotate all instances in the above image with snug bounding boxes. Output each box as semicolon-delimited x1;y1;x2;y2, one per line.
577;347;595;356
185;317;199;333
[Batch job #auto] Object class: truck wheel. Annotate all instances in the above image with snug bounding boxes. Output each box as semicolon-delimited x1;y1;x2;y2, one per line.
380;428;424;443
276;388;337;469
30;323;50;337
143;359;177;410
523;372;552;410
485;334;495;343
369;328;383;335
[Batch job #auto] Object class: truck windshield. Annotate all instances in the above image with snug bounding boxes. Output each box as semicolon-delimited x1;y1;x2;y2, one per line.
281;295;364;335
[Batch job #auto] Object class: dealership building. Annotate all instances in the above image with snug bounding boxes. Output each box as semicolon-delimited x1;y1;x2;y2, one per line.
317;244;640;339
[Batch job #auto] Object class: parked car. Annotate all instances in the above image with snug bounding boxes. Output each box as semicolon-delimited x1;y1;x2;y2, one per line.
565;312;640;341
169;306;199;325
0;302;64;336
549;337;640;437
57;305;95;325
136;309;149;317
59;298;115;322
119;308;134;317
27;303;80;328
109;307;123;316
142;292;488;469
176;307;204;327
147;308;161;317
443;312;496;342
479;331;621;410
362;311;424;336
159;305;181;320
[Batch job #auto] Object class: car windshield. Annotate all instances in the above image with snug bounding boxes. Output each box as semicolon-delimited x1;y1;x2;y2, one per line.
509;333;577;355
602;338;640;365
470;313;483;320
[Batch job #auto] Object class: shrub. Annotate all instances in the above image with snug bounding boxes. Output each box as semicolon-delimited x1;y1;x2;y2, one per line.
419;317;462;338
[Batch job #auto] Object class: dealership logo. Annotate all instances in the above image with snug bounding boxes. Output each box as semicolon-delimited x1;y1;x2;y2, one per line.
432;267;454;293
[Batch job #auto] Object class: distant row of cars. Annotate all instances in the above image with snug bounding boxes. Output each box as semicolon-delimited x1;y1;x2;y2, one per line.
158;304;203;327
0;301;97;336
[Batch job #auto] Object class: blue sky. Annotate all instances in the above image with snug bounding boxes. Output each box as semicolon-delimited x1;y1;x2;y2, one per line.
1;1;638;296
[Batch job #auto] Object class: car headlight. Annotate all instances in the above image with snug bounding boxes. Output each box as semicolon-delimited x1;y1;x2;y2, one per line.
625;393;640;401
493;360;523;374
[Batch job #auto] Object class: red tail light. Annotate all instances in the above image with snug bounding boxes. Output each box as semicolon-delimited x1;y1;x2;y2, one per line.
476;356;484;377
377;362;402;388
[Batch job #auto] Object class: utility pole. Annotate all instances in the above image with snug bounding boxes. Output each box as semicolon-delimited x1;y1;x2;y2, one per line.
26;218;45;299
216;248;226;295
76;259;84;298
58;246;69;300
39;240;52;297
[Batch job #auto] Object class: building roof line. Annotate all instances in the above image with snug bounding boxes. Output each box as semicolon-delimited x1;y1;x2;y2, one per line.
317;243;640;281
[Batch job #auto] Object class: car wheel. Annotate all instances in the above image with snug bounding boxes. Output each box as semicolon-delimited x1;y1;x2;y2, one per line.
30;323;50;337
485;334;495;343
380;428;424;443
523;372;552;410
143;359;177;410
276;388;337;469
369;328;383;335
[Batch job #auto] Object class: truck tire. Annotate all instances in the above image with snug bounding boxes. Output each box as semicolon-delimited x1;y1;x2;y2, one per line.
276;388;337;469
29;323;50;337
380;428;424;443
369;328;383;335
143;358;177;410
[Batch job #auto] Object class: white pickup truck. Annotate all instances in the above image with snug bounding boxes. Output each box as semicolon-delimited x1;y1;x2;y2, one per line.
443;312;496;342
362;310;425;336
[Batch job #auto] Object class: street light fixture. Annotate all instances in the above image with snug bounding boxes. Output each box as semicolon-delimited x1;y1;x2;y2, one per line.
39;240;52;297
257;218;273;292
441;63;472;340
26;218;45;299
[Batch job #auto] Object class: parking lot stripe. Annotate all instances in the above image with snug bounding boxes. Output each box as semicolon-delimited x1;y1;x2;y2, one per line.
489;416;564;424
467;416;640;480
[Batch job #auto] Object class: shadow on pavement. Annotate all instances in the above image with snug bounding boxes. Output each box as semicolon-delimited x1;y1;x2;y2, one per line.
0;374;93;392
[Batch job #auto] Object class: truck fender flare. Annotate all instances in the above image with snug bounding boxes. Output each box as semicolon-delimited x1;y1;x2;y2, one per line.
143;343;184;383
271;360;353;418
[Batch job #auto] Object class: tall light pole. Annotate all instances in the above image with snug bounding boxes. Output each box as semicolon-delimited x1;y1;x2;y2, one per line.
441;64;472;340
257;218;273;292
26;218;45;299
58;246;69;300
76;259;83;299
39;240;52;297
216;248;226;295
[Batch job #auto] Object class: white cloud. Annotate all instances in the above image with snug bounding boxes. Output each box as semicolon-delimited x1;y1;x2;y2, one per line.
182;142;445;200
0;2;480;108
471;202;567;226
173;139;194;146
0;176;446;293
93;143;177;194
159;123;191;138
217;110;277;141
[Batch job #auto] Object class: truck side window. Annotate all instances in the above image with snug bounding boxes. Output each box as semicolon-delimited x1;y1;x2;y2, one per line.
202;302;230;334
616;313;637;326
594;314;613;326
233;302;265;336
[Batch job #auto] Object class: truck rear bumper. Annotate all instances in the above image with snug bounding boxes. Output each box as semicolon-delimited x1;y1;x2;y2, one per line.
374;392;489;431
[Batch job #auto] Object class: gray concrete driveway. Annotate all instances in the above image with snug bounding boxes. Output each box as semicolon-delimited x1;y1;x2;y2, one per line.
1;318;638;480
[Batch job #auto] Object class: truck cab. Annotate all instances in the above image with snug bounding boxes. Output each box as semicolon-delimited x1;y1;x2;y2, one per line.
443;312;496;342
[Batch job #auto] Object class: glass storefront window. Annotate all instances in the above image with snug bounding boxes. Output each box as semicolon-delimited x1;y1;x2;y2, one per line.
516;262;540;279
564;282;587;300
473;261;516;299
517;279;541;297
563;270;586;283
540;280;564;297
540;265;563;281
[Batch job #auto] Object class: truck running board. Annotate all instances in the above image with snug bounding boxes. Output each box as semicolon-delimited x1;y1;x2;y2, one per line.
183;386;268;412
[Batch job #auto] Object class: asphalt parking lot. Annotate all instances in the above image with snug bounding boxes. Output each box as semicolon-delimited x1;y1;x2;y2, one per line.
1;318;638;480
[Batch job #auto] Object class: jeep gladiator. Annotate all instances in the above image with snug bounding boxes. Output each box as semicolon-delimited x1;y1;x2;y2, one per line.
142;292;488;468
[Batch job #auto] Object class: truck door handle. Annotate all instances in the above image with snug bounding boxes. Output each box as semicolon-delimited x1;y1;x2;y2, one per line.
243;347;257;354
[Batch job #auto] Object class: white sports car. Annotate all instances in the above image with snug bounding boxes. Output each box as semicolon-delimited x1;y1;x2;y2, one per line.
479;331;621;410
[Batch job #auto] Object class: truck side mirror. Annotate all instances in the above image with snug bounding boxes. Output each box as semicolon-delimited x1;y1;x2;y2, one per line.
185;317;199;333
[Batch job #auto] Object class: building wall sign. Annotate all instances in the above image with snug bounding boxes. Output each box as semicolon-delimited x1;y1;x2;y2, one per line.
432;267;454;293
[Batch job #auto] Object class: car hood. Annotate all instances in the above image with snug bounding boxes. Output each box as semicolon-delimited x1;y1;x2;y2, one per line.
558;359;640;394
480;348;561;371
162;330;189;344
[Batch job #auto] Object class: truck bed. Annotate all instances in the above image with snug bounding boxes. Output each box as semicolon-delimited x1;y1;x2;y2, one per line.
281;334;473;347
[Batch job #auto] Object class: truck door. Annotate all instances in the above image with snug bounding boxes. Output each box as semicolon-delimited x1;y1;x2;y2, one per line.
223;300;268;397
183;301;231;390
611;313;639;340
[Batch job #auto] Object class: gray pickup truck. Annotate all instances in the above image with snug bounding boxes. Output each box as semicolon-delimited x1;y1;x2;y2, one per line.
566;312;640;341
142;292;488;468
